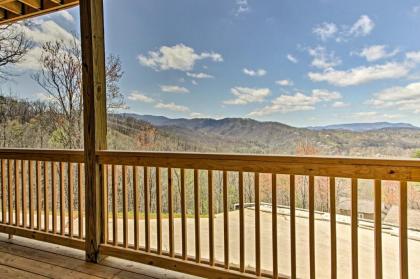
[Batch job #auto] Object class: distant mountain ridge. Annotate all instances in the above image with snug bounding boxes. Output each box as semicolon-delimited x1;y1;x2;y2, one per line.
308;122;418;132
115;113;420;157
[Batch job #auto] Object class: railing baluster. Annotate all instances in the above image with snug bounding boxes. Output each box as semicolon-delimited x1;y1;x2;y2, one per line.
156;167;162;254
60;162;65;235
223;170;229;269
208;170;214;266
351;178;359;279
180;168;186;259
123;165;128;248
22;160;26;228
1;160;5;224
194;169;200;263
112;164;118;246
309;175;315;279
144;166;150;252
8;160;13;225
255;172;260;276
239;171;245;273
330;177;337;279
68;163;74;237
29;161;34;229
399;181;408;279
15;160;20;227
168;167;174;257
44;161;48;232
290;175;296;279
272;173;278;279
52;162;57;234
78;163;83;239
37;161;41;230
133;166;139;250
102;164;108;244
374;180;382;279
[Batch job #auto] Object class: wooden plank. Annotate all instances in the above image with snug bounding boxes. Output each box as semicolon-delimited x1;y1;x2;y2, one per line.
156;167;162;254
122;165;128;248
374;180;382;279
19;0;42;9
78;163;83;239
399;181;408;279
43;161;48;233
0;149;83;163
80;0;107;263
351;178;358;279
1;1;22;15
194;168;200;263
255;172;260;276
8;160;13;225
239;171;245;272
208;170;214;266
168;167;174;257
22;160;26;228
52;162;57;234
272;173;278;279
330;177;337;279
68;162;74;237
144;167;150;252
29;161;34;230
36;161;41;230
0;264;47;279
100;244;261;279
0;223;84;250
223;170;229;269
180;168;186;259
1;160;5;224
290;175;296;279
112;164;118;246
101;163;108;244
133;166;139;250
15;160;20;227
97;151;420;181
309;176;315;279
60;162;65;235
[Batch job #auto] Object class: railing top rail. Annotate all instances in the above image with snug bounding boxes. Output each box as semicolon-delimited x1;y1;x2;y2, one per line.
97;150;420;181
0;148;84;162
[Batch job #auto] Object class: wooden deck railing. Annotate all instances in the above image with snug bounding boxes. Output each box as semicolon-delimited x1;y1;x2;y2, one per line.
0;149;419;279
0;149;85;250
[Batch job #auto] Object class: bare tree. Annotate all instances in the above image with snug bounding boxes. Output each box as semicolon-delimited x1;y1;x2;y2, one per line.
0;24;32;79
33;38;124;149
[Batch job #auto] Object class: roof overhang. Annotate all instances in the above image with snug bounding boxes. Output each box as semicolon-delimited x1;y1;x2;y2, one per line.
0;0;78;24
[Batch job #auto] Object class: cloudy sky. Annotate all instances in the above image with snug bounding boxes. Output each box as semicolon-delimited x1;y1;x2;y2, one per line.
5;0;420;127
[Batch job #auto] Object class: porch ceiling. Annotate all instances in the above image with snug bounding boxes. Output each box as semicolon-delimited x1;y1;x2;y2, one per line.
0;0;78;24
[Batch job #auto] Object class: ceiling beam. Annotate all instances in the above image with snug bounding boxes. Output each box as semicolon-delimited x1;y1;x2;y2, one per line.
0;1;22;15
19;0;41;9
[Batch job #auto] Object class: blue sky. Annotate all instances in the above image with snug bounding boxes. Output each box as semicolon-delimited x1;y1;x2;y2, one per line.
4;0;420;127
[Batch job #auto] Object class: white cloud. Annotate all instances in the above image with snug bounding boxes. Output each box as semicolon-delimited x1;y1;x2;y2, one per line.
276;79;293;86
250;89;341;116
287;54;298;64
243;68;267;77
186;72;214;79
57;11;75;22
192;80;198;85
15;20;78;70
190;112;205;118
308;46;341;69
160;85;190;94
406;51;420;63
224;87;270;105
313;22;338;41
138;44;223;71
348;15;375;37
352;111;404;121
155;102;190;113
236;0;250;15
128;91;155;103
366;82;420;113
332;101;350;108
308;62;411;87
356;45;399;62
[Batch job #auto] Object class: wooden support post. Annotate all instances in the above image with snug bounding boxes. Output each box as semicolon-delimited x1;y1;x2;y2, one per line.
79;0;107;263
